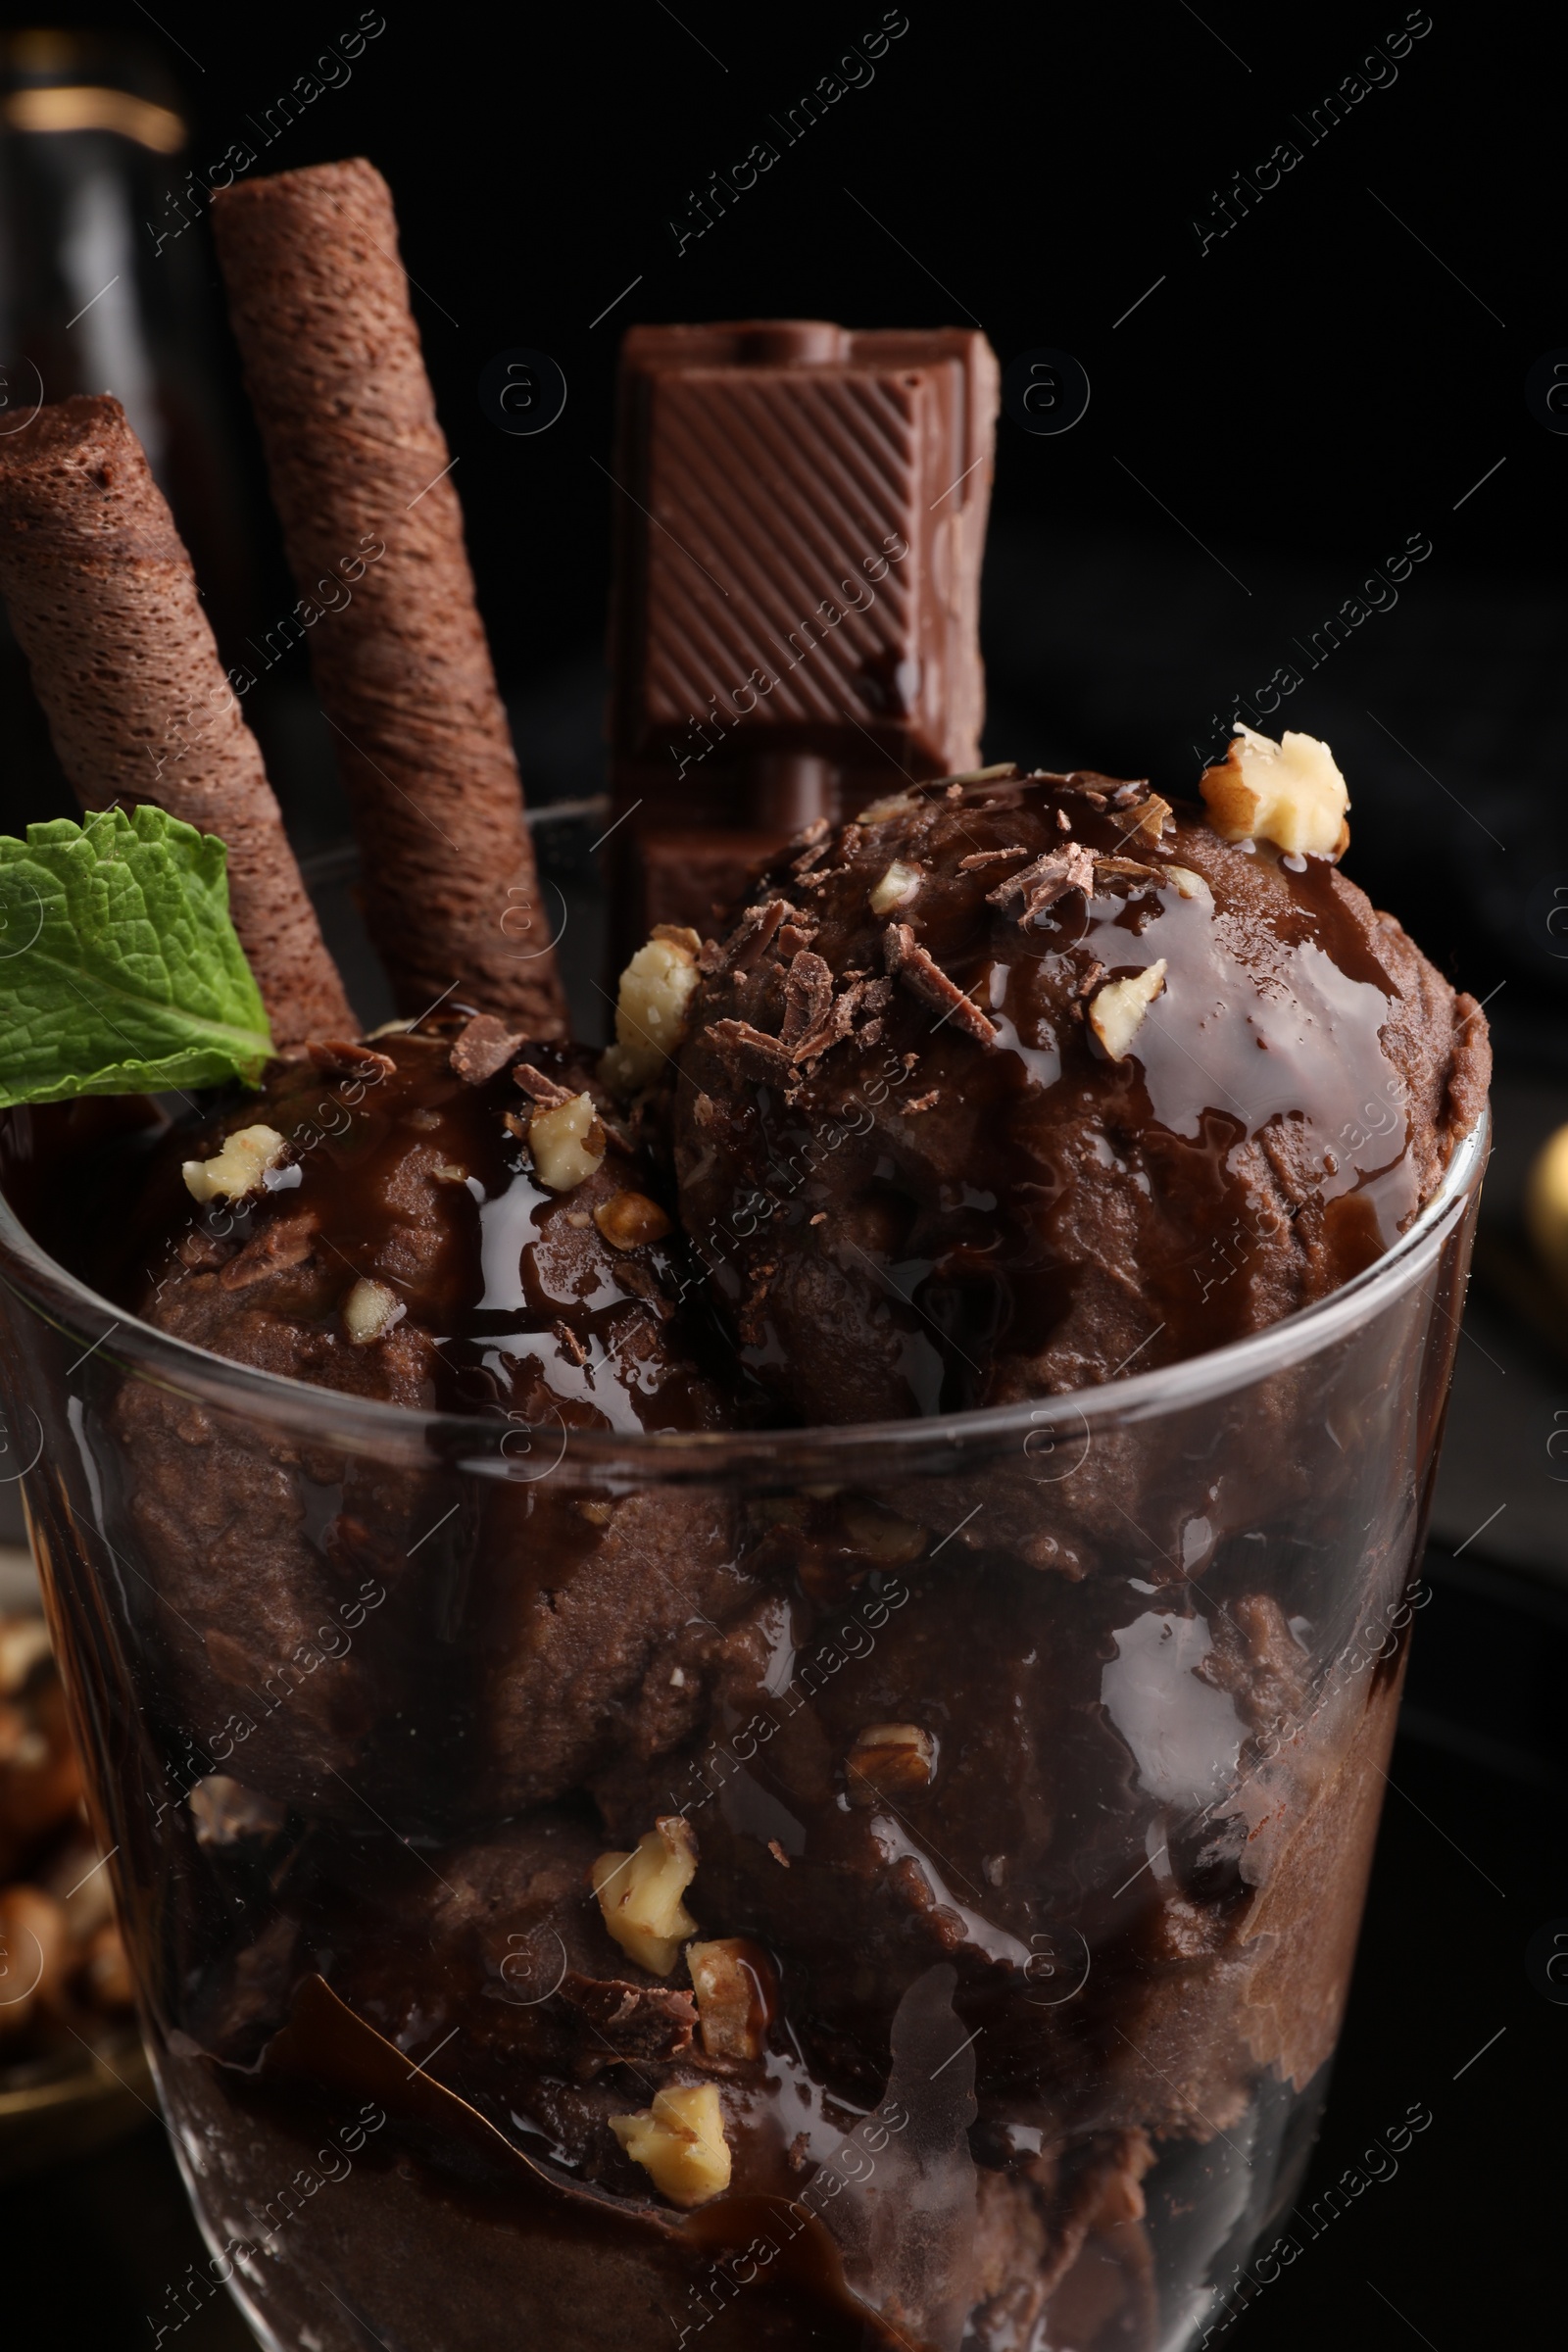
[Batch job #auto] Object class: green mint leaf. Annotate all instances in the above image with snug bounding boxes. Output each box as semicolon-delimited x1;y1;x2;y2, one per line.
0;806;273;1105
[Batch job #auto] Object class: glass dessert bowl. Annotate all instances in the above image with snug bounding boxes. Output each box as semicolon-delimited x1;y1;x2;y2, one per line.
0;1100;1485;2352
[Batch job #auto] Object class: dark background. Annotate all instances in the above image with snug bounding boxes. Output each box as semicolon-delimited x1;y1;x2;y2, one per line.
2;5;1565;2347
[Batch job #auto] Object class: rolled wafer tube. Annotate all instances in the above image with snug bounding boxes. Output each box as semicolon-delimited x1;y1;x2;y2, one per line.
212;159;566;1035
0;395;354;1050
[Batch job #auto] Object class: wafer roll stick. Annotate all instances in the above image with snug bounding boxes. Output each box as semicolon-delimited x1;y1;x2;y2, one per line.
0;395;354;1050
212;159;566;1035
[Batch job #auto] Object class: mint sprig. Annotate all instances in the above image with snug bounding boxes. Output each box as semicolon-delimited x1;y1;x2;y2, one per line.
0;807;273;1106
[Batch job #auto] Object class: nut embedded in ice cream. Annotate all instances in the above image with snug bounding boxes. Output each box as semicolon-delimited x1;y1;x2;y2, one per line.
869;859;924;915
686;1937;771;2061
1200;724;1350;858
599;925;702;1098
1089;959;1167;1061
181;1123;288;1204
526;1093;606;1191
609;2083;731;2207
341;1276;404;1345
845;1721;938;1803
592;1815;699;1975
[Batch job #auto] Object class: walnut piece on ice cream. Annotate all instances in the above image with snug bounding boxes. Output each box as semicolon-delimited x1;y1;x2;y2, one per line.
592;1814;698;1975
687;1937;770;2061
181;1124;287;1204
1089;960;1168;1061
593;1190;672;1250
1200;725;1349;858
342;1276;405;1345
599;926;701;1097
610;2083;731;2206
527;1094;606;1192
868;858;923;915
846;1722;937;1804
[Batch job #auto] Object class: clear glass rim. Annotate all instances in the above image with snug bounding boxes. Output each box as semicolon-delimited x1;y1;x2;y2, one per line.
0;1110;1488;1485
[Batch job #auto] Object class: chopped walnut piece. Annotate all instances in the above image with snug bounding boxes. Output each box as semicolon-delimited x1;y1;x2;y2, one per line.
592;1815;699;1976
342;1277;405;1345
181;1124;287;1205
528;1094;607;1192
687;1937;772;2061
1162;864;1214;906
1089;960;1168;1061
593;1191;673;1250
610;2084;731;2207
1200;724;1350;858
599;928;702;1096
868;858;923;915
846;1723;937;1805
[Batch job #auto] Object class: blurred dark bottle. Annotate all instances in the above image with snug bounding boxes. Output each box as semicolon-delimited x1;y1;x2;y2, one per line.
0;28;257;828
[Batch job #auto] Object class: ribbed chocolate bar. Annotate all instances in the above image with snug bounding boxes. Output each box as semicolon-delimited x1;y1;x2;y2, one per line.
607;319;998;944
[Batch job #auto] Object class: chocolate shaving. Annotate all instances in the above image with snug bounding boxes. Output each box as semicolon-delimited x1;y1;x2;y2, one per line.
551;1319;589;1367
790;972;893;1066
557;1974;697;2065
957;845;1029;870
708;1018;795;1082
1077;960;1106;1000
904;1088;940;1112
775;918;819;957
790;819;833;877
1034;769;1150;810
1093;857;1159;884
449;1013;524;1085
1109;791;1174;847
513;1061;575;1109
883;924;998;1044
714;897;794;975
308;1039;397;1081
780;951;835;1051
217;1213;318;1293
942;762;1020;791
987;843;1096;924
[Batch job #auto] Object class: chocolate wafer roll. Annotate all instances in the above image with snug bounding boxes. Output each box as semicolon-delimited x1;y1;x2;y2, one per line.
0;395;353;1049
212;159;566;1036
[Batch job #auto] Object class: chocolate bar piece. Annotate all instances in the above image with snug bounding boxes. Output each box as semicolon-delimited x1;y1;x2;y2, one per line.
607;320;998;945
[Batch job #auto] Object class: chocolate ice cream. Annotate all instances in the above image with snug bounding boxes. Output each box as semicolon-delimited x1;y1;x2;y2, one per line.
671;754;1488;1424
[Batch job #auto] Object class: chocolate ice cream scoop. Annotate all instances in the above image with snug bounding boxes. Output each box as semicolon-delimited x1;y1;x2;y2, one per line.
670;752;1490;1423
83;1021;745;1818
